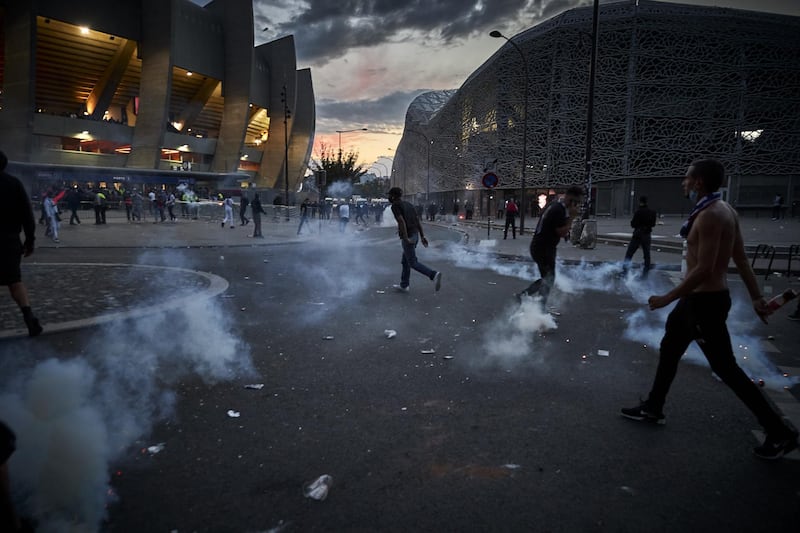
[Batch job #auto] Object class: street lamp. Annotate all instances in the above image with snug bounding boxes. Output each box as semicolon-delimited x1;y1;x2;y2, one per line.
372;161;388;177
336;128;368;161
280;85;292;220
584;0;600;217
490;30;529;235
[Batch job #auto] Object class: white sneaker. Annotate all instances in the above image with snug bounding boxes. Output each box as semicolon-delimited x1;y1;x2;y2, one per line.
392;284;409;293
433;271;442;292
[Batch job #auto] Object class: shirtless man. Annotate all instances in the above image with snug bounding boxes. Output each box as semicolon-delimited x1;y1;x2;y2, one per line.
621;159;798;460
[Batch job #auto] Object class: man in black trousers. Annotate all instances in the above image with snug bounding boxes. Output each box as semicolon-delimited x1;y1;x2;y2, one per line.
622;195;657;278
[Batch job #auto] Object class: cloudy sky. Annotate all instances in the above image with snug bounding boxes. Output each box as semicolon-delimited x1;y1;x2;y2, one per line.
197;0;799;173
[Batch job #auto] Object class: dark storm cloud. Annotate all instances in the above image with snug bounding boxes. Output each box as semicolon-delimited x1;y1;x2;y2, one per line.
316;89;430;131
255;0;543;64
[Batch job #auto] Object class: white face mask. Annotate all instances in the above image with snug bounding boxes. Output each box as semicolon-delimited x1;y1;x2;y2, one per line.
688;189;698;202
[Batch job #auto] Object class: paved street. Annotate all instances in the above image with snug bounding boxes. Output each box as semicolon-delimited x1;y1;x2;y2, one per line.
0;210;798;532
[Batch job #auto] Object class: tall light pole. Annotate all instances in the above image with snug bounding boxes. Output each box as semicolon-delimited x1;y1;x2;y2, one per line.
585;0;600;217
281;85;292;220
336;128;368;161
490;30;529;235
372;161;388;177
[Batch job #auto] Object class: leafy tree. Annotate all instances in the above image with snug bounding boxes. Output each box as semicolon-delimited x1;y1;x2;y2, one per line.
315;142;367;185
358;177;391;200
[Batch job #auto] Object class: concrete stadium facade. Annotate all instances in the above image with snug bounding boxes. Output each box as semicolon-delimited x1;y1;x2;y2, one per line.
393;0;800;218
0;0;315;199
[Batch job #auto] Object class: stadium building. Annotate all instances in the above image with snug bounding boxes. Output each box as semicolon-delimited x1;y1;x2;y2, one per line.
393;0;800;218
0;0;315;200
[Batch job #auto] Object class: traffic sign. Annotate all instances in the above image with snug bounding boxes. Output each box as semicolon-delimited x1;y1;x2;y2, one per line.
482;172;499;189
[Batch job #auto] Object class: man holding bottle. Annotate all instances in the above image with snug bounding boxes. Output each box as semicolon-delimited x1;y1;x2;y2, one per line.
621;158;798;460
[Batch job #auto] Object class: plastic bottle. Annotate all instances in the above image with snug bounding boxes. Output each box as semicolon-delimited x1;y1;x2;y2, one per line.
767;289;798;311
303;474;333;501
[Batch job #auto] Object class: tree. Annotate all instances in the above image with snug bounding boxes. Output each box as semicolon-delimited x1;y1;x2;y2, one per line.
315;142;367;185
358;177;390;200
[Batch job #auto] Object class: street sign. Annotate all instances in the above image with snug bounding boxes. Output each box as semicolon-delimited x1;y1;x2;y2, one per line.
482;172;499;189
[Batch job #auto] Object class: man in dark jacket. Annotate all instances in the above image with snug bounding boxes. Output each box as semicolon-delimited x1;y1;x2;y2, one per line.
0;151;42;336
66;186;82;225
518;185;583;307
623;195;658;278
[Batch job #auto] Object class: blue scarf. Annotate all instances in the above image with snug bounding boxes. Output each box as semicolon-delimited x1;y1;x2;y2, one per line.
680;192;721;238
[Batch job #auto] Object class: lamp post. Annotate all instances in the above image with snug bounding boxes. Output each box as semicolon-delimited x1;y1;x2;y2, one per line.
336;128;368;162
584;0;600;216
490;30;529;235
280;85;292;220
372;161;388;177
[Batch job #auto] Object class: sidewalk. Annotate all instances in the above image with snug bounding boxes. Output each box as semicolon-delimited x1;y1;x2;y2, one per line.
446;214;800;274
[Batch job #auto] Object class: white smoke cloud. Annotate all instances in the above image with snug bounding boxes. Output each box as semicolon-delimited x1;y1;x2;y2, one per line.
325;181;353;199
476;296;557;369
622;291;798;391
0;264;254;531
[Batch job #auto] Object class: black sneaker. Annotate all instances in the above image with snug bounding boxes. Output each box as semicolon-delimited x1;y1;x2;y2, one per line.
787;312;800;321
753;431;799;460
620;401;666;425
25;315;43;337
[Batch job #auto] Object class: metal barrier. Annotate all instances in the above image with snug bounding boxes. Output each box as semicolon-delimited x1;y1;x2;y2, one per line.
751;244;776;279
788;244;800;277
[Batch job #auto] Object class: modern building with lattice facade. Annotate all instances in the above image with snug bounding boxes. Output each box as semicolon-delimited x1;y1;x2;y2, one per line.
393;0;800;218
0;0;315;198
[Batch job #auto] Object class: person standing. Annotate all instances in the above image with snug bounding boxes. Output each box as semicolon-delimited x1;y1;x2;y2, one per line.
123;190;133;222
465;200;474;220
239;195;250;226
621;159;798;460
132;191;143;222
147;189;156;220
517;186;583;307
93;190;107;224
338;201;350;233
66;186;82;225
166;190;177;221
251;193;266;238
43;190;60;243
504;198;519;240
221;196;234;228
622;195;658;277
771;193;784;220
0;150;43;336
387;187;442;293
297;198;310;235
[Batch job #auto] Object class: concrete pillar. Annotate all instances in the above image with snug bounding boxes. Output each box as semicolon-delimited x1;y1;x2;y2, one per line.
0;2;36;160
211;0;253;174
127;0;173;169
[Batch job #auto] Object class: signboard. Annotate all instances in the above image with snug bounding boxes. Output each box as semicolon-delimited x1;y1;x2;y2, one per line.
482;172;499;189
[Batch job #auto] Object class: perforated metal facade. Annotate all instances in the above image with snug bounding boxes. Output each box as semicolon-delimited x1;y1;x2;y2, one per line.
394;0;800;215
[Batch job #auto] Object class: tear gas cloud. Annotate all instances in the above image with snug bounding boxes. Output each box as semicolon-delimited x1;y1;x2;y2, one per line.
326;180;353;199
0;251;254;532
431;241;791;389
477;297;557;369
287;228;396;327
623;297;798;391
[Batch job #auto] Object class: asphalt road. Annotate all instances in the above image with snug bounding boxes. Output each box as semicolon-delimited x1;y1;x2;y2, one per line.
1;224;798;532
